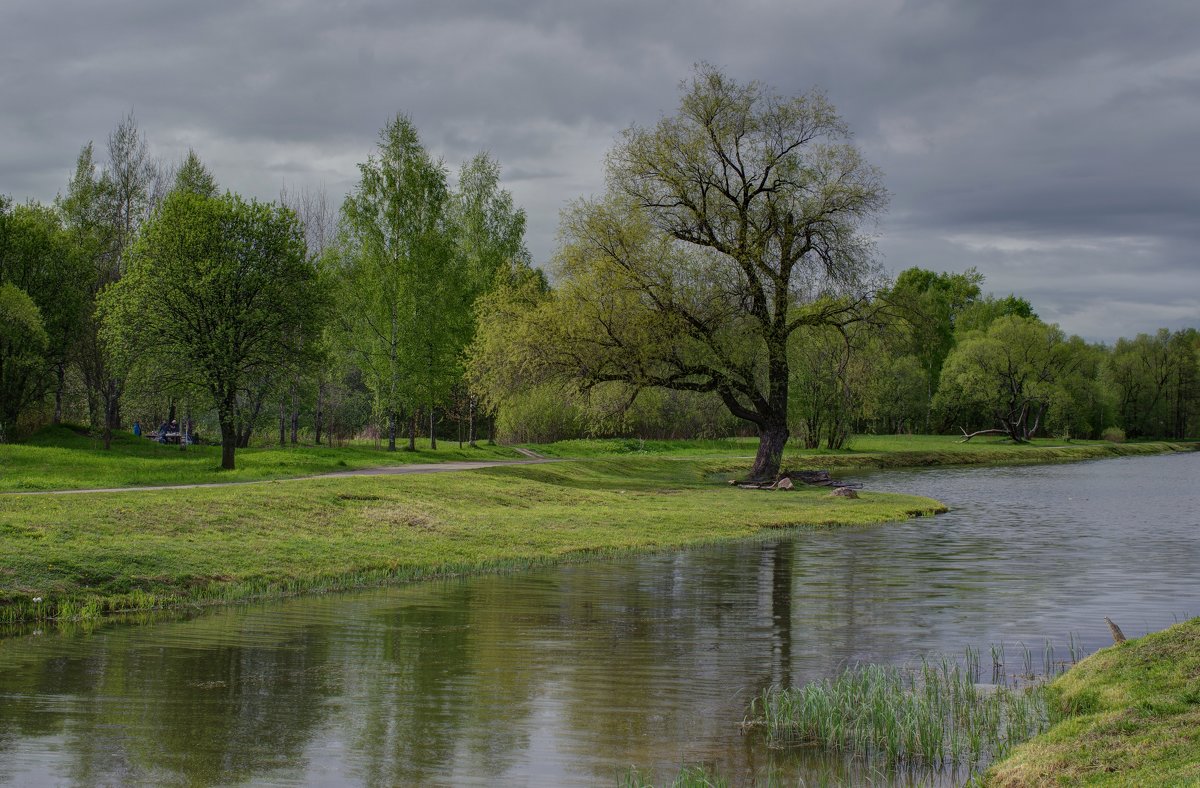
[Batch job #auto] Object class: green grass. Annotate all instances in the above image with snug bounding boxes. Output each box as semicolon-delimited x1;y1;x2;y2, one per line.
2;428;1192;494
0;457;945;625
985;618;1200;786
0;424;519;492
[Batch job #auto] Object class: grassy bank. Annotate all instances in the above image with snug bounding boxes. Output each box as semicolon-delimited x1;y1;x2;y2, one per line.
0;458;945;625
2;429;1193;494
634;619;1200;786
986;617;1200;786
0;424;519;492
528;434;1199;472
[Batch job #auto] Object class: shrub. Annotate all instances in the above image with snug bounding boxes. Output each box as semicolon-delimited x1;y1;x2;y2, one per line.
1100;426;1126;443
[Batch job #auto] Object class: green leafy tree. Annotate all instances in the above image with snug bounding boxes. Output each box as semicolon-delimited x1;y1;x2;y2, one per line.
885;267;983;429
936;316;1081;442
509;65;887;479
59;115;160;448
1044;336;1111;440
0;198;88;437
955;293;1036;336
466;264;573;443
0;282;49;441
453;153;529;446
58;143;114;425
334;115;460;450
1165;329;1200;439
173;149;219;198
1105;328;1200;438
99;190;326;469
860;352;928;434
280;184;338;444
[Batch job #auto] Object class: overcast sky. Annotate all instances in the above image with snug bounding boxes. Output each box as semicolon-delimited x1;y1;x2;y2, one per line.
3;0;1197;341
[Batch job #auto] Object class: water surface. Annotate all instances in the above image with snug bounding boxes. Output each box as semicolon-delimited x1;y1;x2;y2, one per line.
1;452;1197;785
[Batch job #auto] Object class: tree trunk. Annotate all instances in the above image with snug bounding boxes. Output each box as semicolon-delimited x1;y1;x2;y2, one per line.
429;405;437;450
749;423;789;481
220;419;237;470
314;383;324;445
53;363;65;424
102;381;118;450
86;385;100;432
408;411;417;451
278;397;286;446
387;410;397;452
289;385;299;444
468;396;477;448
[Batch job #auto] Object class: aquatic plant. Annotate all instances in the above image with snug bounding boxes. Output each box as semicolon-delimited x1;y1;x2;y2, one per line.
747;646;1070;770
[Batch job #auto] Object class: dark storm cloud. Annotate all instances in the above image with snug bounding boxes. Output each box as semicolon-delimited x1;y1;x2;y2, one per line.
2;0;1197;340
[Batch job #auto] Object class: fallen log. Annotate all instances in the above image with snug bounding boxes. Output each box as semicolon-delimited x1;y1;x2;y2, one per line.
958;427;1009;443
729;469;863;490
735;476;795;490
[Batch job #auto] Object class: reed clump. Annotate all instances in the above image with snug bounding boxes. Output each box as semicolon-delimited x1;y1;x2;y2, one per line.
748;649;1062;770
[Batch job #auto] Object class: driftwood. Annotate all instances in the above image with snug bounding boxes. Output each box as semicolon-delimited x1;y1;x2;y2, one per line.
958;427;1009;443
729;469;863;491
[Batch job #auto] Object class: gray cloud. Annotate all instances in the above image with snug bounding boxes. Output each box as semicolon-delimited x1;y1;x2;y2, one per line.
2;0;1197;341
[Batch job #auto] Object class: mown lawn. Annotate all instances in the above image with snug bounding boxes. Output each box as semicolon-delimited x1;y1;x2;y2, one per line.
3;427;1193;493
0;457;946;625
0;424;519;492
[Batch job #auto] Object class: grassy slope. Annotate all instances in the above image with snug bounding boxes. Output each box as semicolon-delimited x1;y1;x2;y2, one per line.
0;457;945;624
0;424;519;491
987;618;1200;787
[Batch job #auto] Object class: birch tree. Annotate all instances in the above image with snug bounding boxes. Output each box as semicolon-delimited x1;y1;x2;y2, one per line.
335;115;457;450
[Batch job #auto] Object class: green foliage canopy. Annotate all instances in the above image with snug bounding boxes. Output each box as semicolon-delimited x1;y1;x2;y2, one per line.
936;315;1085;442
504;65;887;479
99;189;326;468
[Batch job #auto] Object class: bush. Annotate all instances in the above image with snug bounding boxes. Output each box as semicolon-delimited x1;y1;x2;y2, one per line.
1100;426;1126;443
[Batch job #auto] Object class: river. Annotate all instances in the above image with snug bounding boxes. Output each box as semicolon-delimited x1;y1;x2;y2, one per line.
1;451;1197;785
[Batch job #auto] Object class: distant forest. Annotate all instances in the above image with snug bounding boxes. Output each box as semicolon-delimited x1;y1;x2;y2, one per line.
3;89;1197;463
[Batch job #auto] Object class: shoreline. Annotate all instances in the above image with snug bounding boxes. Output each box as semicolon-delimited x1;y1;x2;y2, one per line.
1;439;1193;630
709;439;1200;475
985;616;1200;786
0;457;945;627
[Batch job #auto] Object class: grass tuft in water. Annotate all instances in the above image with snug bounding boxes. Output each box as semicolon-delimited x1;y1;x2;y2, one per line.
747;648;1066;770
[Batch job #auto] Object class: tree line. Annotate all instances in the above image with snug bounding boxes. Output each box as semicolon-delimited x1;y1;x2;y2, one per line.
3;68;1197;478
1;112;532;468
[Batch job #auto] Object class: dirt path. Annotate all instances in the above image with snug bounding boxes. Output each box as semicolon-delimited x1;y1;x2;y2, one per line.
1;456;558;497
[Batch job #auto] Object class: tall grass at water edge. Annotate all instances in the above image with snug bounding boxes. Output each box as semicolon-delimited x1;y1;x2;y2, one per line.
747;641;1086;772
